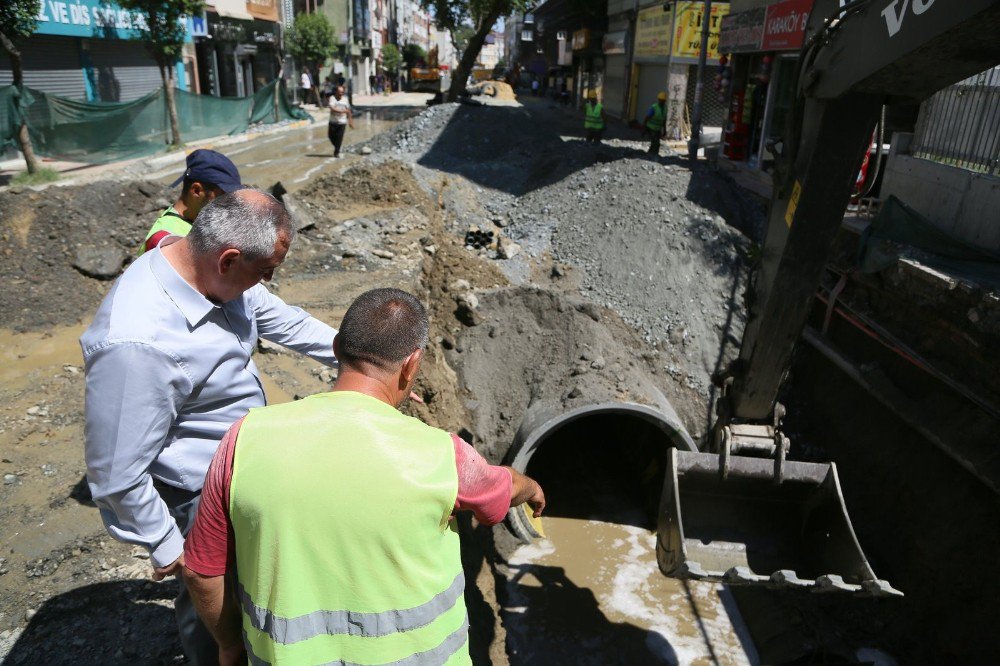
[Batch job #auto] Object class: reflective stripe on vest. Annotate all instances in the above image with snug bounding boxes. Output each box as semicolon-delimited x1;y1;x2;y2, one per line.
137;207;192;256
230;391;470;665
646;103;666;132
584;103;604;129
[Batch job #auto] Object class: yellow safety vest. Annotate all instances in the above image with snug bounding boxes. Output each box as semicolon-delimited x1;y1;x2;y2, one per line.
137;206;191;256
584;102;604;129
646;103;666;132
230;391;470;665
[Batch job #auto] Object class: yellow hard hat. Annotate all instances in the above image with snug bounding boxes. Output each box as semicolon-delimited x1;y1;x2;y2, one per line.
657;92;667;102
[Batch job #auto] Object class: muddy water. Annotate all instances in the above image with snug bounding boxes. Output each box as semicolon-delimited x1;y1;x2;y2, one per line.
146;109;420;193
501;509;757;665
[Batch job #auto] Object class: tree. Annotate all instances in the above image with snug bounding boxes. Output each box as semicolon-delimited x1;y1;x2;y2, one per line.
287;13;336;78
380;44;403;76
421;0;528;101
402;43;426;69
0;0;42;173
118;0;203;148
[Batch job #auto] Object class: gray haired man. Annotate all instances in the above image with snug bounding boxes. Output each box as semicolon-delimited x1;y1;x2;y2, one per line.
81;188;338;664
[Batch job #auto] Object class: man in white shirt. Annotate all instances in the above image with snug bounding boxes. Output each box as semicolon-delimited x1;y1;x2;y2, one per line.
82;189;338;664
327;85;355;158
300;70;312;104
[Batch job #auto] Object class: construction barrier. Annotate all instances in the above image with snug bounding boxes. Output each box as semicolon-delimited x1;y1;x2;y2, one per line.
0;79;310;164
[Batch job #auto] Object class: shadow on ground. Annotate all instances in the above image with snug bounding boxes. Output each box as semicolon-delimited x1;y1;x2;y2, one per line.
5;580;183;665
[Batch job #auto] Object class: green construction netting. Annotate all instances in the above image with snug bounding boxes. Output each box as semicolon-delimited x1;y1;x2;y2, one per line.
858;195;1000;288
0;79;310;164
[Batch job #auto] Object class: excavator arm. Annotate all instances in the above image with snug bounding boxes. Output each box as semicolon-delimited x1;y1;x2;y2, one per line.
657;0;1000;595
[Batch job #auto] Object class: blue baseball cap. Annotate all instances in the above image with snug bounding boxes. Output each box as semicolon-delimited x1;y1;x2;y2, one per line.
169;149;242;192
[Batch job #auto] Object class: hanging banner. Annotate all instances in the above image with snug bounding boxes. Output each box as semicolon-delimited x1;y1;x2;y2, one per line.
719;6;766;53
671;2;730;64
635;5;673;59
762;0;813;51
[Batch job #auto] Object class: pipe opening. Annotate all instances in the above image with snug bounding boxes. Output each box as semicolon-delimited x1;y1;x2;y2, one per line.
523;412;673;528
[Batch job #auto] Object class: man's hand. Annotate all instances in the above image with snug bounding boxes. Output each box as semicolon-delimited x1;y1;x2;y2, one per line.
508;468;546;518
152;553;184;581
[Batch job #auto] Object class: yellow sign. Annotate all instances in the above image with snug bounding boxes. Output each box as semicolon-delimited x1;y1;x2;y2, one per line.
671;2;730;63
785;181;802;227
635;6;674;58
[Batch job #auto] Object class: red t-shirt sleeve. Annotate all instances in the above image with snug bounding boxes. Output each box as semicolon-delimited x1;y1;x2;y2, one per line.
452;434;513;526
144;230;172;254
184;417;242;576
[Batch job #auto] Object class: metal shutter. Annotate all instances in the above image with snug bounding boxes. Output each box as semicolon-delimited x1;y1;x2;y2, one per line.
635;64;668;124
603;54;627;118
86;40;162;102
0;36;86;99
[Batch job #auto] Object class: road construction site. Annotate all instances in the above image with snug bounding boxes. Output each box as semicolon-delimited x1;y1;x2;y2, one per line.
0;95;996;665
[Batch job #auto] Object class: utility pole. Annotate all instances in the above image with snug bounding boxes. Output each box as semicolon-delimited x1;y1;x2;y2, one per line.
687;0;712;161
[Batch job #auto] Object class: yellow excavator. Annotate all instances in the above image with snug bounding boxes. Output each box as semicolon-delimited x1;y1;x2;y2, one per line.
409;45;442;93
657;0;1000;595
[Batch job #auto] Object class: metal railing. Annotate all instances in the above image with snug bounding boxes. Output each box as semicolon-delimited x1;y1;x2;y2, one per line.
911;67;1000;175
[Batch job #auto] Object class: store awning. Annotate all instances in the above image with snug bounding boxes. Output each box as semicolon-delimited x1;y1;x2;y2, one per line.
211;0;254;21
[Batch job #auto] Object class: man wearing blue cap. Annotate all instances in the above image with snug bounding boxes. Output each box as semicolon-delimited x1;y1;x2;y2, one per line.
137;149;243;256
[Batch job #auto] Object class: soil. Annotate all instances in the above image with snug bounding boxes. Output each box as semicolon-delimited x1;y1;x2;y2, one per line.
2;95;991;665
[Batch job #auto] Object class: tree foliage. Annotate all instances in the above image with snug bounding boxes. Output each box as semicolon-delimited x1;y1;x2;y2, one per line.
117;0;202;66
380;43;403;74
0;0;38;42
420;0;530;100
402;42;426;68
287;12;336;66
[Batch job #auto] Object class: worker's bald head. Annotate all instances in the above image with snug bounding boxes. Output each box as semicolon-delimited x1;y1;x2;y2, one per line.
336;288;429;374
188;187;295;261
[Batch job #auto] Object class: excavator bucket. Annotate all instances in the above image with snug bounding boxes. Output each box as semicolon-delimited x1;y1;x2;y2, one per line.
656;449;901;596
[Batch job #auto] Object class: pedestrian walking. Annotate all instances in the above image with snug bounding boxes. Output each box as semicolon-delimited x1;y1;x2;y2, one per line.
300;69;312;104
183;287;545;665
82;189;340;665
369;74;377;95
644;91;668;155
327;85;354;158
137;149;242;256
584;91;606;144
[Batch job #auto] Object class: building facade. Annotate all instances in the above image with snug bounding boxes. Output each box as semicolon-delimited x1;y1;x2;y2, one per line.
0;0;180;101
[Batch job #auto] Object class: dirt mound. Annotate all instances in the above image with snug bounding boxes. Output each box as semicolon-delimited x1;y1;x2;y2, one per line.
469;80;517;101
500;159;753;437
0;181;172;331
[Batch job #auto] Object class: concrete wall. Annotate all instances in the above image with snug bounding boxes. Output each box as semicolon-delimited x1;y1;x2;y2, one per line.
881;135;1000;252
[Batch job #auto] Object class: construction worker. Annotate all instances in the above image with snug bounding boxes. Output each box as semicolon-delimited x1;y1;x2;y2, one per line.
137;149;242;256
183;287;546;665
584;90;606;144
644;91;668;156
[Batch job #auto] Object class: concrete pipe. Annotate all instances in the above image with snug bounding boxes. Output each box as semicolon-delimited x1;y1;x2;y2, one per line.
504;394;697;543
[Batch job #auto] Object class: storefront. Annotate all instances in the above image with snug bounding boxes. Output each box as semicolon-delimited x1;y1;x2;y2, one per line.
0;0;174;101
196;0;282;97
718;0;811;174
601;28;628;118
572;29;604;106
629;2;729;137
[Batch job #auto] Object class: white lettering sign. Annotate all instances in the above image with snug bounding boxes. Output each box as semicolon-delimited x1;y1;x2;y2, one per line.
881;0;937;38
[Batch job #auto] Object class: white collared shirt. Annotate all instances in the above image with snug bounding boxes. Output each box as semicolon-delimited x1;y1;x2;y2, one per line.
81;248;337;566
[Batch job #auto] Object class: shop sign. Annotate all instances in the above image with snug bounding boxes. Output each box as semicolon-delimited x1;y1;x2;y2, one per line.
671;1;730;64
718;6;765;53
31;0;153;39
602;30;627;55
245;0;279;23
572;29;591;51
634;5;672;58
188;15;209;38
762;0;813;51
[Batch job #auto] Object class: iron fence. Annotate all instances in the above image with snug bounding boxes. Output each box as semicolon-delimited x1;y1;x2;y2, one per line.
911;67;1000;175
